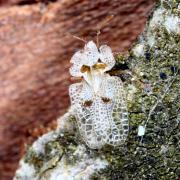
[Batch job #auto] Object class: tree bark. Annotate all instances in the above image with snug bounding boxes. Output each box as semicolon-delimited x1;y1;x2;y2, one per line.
0;0;155;179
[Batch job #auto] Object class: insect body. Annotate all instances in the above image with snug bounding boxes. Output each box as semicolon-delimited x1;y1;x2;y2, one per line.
69;41;128;149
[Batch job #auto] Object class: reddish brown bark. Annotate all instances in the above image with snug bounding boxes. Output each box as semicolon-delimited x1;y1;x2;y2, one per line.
0;0;155;179
0;0;50;6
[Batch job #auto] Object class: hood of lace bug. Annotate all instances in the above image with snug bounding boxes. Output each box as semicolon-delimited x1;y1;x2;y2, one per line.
70;41;115;93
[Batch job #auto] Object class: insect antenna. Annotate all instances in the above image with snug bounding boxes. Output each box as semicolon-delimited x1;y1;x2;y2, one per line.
66;32;87;43
72;35;87;43
95;14;114;48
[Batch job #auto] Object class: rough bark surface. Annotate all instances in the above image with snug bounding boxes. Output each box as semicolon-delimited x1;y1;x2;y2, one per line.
0;0;155;179
14;0;180;179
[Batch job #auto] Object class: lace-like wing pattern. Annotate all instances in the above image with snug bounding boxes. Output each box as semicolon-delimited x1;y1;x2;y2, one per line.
69;41;128;149
69;75;128;149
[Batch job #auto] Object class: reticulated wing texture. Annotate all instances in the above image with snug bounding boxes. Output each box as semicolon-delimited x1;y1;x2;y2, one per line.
75;104;105;149
69;82;83;105
69;77;128;149
69;51;84;77
106;76;129;146
69;81;105;149
99;45;115;71
92;75;128;146
83;41;100;66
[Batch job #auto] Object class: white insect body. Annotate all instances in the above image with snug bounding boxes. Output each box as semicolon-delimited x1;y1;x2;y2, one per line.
69;41;128;149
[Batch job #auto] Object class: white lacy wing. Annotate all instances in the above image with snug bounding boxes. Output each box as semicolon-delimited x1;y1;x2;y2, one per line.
69;82;105;149
105;76;128;146
92;75;128;146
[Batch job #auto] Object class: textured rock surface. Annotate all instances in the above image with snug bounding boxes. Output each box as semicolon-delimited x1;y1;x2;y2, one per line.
0;0;155;179
14;0;180;179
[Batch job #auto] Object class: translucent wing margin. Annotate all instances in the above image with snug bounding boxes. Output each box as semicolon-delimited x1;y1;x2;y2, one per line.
106;77;128;146
92;76;128;146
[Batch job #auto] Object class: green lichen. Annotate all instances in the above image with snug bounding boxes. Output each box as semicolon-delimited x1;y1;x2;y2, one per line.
22;131;77;170
98;1;180;179
24;148;44;171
